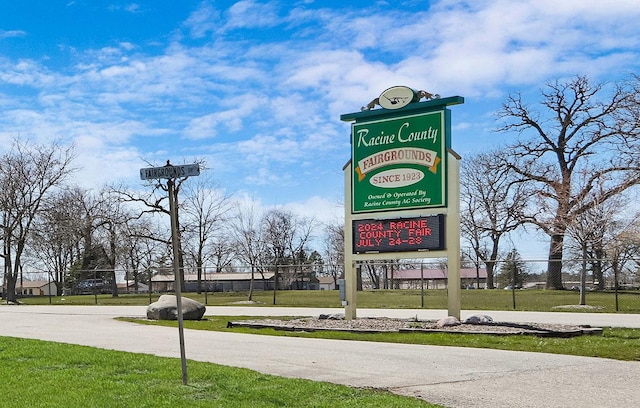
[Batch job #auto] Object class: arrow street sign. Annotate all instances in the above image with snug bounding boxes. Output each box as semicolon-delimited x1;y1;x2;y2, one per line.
140;163;200;180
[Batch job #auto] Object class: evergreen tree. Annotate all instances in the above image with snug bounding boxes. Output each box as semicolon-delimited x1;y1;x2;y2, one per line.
499;249;528;288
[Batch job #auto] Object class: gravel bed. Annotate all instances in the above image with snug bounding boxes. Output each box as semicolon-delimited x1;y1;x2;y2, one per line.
229;317;602;337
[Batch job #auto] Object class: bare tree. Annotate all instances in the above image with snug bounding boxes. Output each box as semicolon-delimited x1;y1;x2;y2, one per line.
261;208;313;301
607;225;640;293
181;175;233;293
231;200;267;300
109;164;198;291
93;192;138;297
563;179;636;298
498;75;640;289
53;187;131;297
322;221;344;288
566;197;606;302
0;139;76;303
460;150;529;289
28;187;86;294
119;218;166;293
362;261;380;289
28;186;122;294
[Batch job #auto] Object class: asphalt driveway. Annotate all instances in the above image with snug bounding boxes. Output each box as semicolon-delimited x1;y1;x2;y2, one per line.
0;305;638;408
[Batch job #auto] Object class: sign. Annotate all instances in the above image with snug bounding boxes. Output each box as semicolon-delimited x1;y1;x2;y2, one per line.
378;86;417;110
140;164;200;180
351;110;448;213
352;215;445;254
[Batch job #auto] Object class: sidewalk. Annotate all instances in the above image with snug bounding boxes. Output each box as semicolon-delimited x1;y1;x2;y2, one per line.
0;305;638;407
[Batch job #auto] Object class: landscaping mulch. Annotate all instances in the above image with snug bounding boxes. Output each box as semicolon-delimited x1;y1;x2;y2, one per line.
228;317;603;338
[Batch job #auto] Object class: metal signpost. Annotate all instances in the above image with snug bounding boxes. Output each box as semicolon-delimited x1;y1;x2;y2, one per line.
341;88;464;320
140;161;200;385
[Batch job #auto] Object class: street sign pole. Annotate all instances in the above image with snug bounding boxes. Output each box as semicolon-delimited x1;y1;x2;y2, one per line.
168;177;188;385
140;161;199;385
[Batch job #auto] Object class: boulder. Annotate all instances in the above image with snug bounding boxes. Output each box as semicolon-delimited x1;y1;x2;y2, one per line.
463;314;494;325
146;295;206;320
319;313;345;320
436;316;461;328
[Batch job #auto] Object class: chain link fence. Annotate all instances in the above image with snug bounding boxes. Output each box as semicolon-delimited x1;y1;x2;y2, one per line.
3;258;638;301
1;262;332;299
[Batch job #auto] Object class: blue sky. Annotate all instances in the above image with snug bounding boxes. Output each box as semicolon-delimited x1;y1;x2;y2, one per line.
1;0;640;257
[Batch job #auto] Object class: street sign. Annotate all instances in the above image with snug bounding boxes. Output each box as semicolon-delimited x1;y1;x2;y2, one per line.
140;163;200;180
139;160;200;384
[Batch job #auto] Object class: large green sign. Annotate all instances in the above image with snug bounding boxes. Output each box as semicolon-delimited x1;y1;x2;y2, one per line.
351;110;449;213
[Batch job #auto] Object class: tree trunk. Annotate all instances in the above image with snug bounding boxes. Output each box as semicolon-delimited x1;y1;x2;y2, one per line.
4;251;16;302
196;261;203;294
580;244;587;305
546;233;564;289
591;248;605;290
484;241;500;289
272;263;278;305
248;264;254;301
108;227;119;298
365;264;379;289
4;273;17;303
485;261;496;289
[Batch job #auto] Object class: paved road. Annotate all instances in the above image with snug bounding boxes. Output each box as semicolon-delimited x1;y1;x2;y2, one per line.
0;305;638;408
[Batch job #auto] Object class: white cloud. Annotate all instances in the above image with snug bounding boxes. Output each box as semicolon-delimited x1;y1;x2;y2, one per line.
184;95;262;140
183;2;221;39
283;195;343;225
224;0;281;29
1;0;639;222
0;30;26;39
125;3;141;14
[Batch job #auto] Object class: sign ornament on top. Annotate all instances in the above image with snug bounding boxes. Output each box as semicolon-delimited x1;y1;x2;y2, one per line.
362;86;440;111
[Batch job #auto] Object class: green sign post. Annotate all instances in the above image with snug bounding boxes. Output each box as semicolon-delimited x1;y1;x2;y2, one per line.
350;110;449;213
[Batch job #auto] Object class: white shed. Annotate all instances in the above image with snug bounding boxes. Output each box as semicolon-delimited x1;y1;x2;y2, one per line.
17;280;57;296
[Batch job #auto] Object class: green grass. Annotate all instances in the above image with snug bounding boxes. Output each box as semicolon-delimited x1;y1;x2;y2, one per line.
124;315;640;362
0;336;438;408
12;289;640;407
8;290;640;407
22;288;640;313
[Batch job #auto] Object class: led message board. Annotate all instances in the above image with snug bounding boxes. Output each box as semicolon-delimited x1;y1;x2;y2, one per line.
352;215;445;254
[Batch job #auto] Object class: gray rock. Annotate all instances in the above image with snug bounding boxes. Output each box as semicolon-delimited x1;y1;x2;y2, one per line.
146;295;206;320
463;314;494;325
436;316;461;328
319;313;345;320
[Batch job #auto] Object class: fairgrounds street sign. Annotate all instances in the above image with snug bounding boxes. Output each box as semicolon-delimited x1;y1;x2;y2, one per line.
140;163;200;180
350;109;449;213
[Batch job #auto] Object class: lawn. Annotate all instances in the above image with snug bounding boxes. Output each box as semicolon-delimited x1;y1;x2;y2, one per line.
0;336;438;408
7;288;640;406
22;288;640;313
